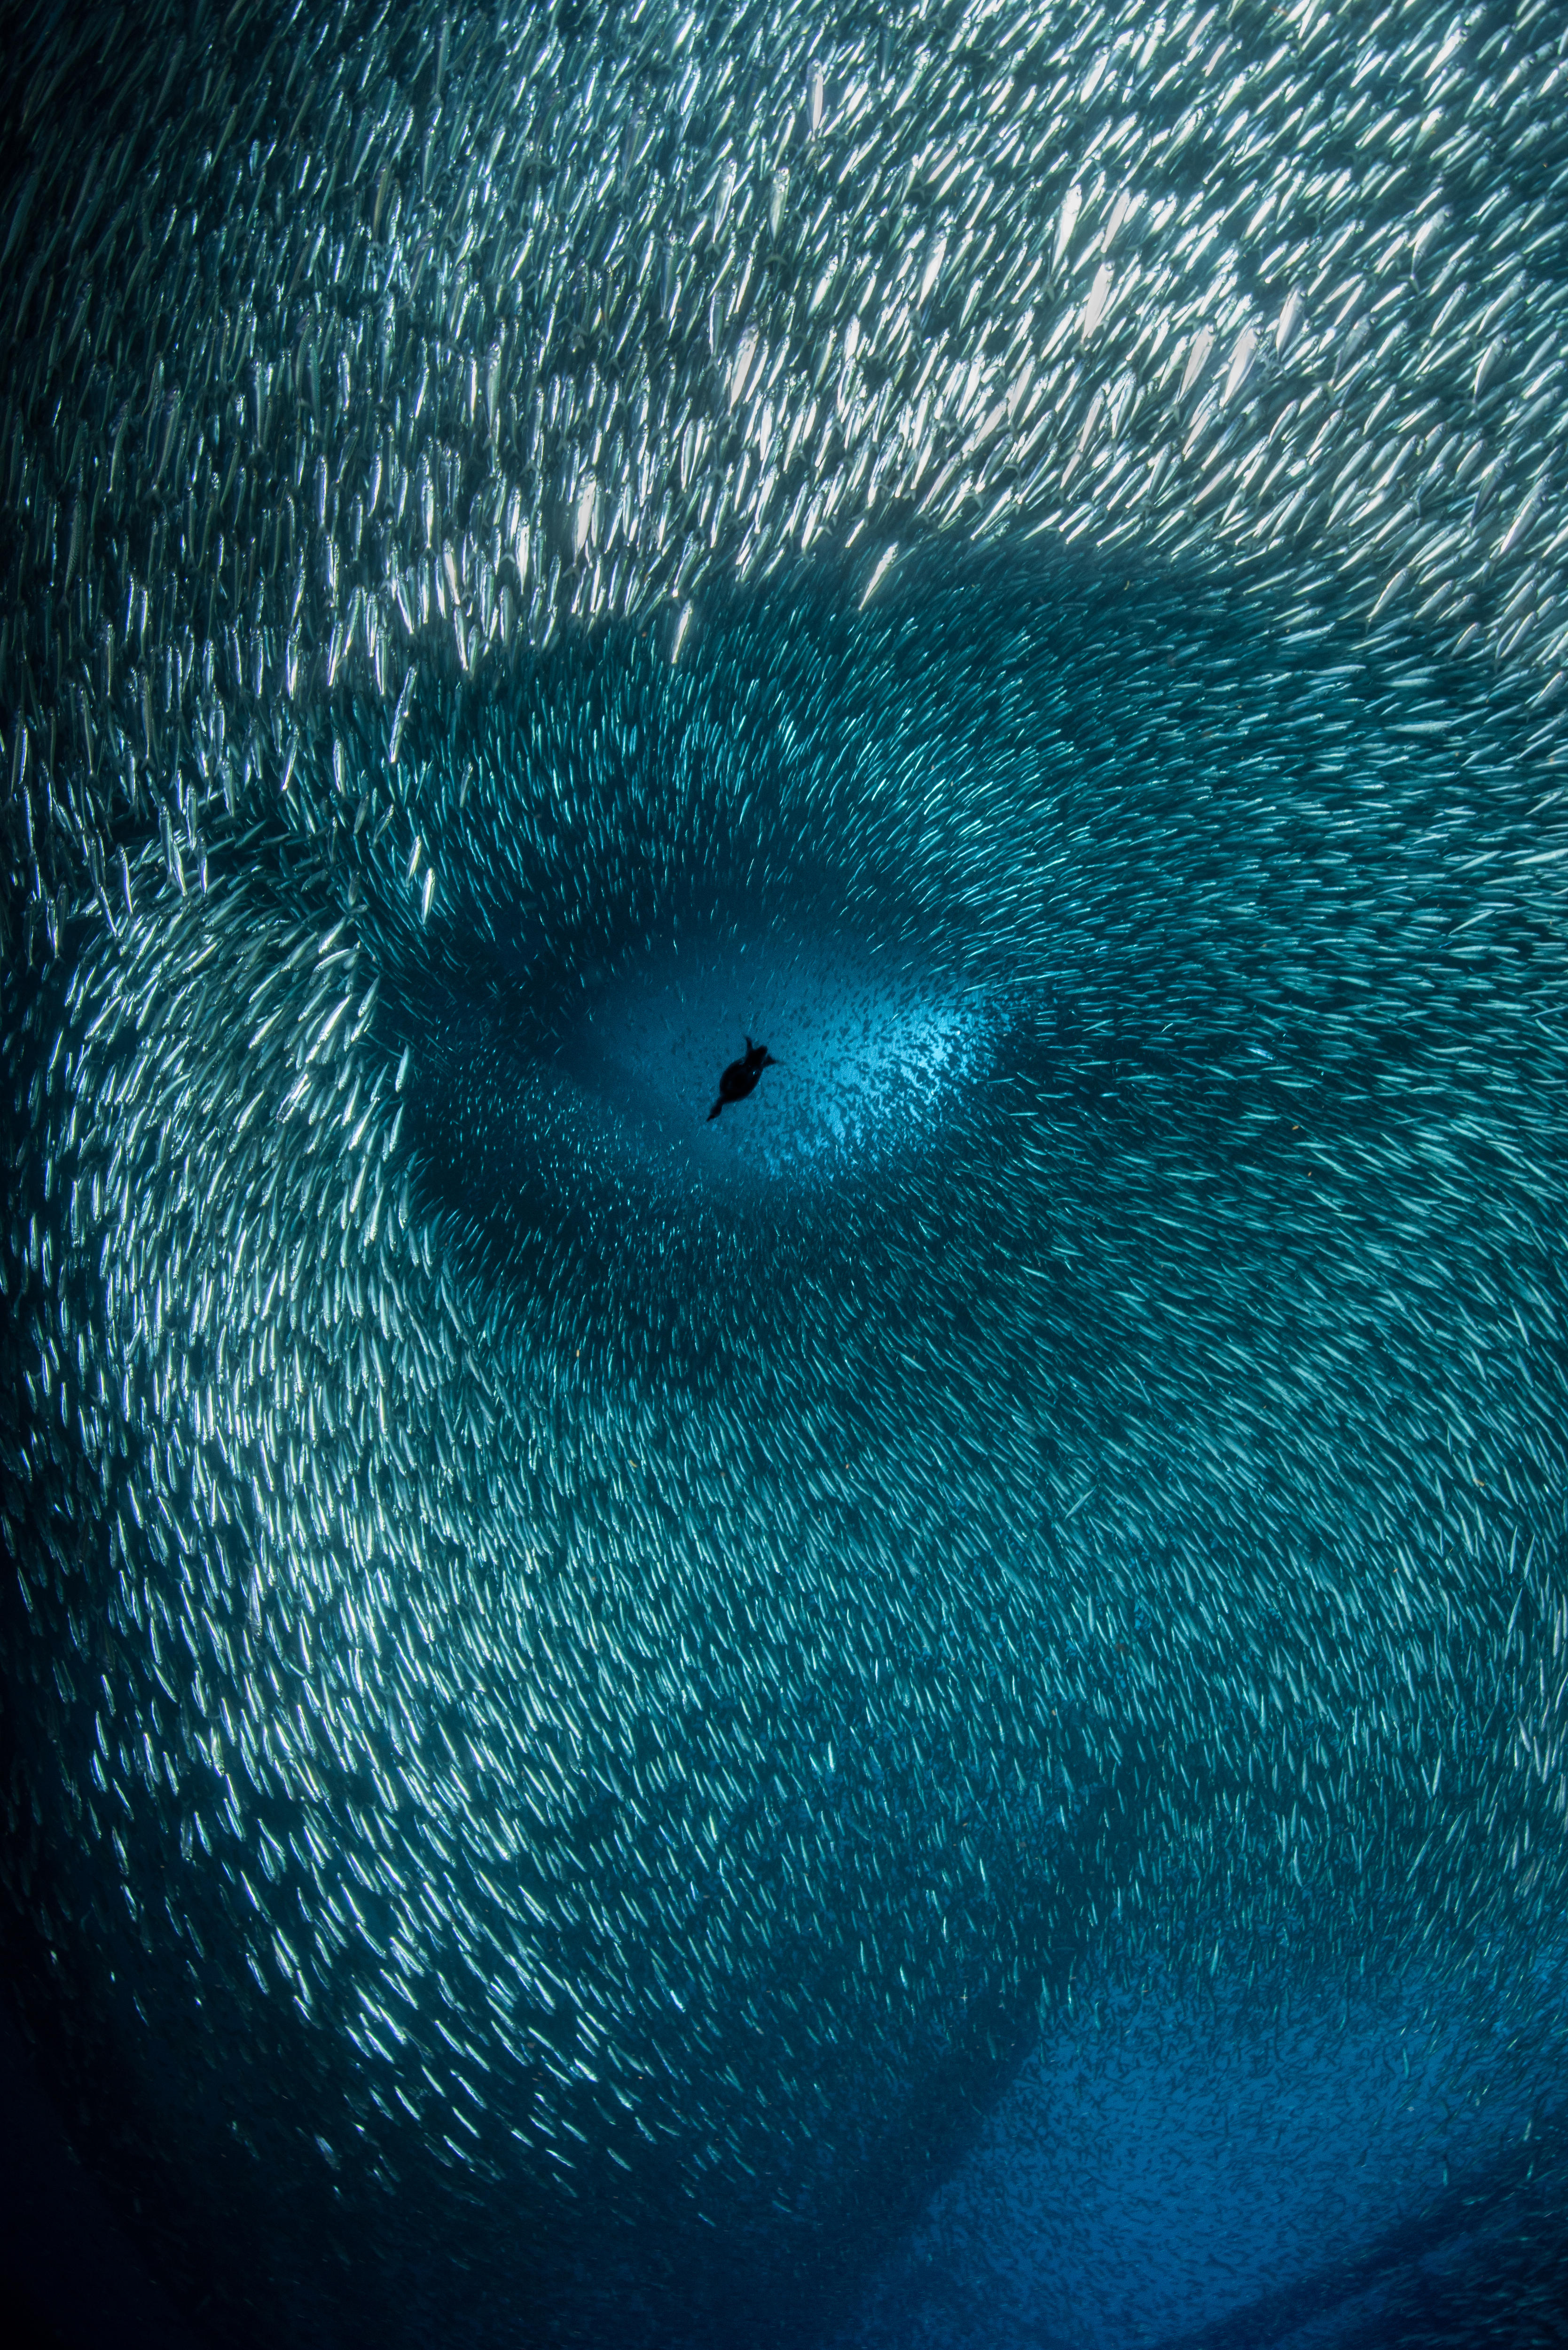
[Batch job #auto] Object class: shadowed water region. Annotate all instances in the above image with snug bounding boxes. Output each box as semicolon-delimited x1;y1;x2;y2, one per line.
4;2;1568;2347
840;1955;1568;2350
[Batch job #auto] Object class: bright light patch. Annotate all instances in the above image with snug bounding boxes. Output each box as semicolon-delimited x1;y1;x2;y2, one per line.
560;932;1002;1184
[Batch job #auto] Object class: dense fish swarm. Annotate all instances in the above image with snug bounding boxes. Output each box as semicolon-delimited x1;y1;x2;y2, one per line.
4;0;1568;2343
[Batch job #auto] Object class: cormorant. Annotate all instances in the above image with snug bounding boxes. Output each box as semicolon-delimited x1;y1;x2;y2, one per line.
707;1039;777;1121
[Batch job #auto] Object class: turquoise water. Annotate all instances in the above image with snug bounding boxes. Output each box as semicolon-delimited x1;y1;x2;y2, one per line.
4;4;1568;2346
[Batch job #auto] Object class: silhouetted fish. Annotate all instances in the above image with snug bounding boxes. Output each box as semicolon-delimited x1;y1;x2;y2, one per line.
707;1038;777;1120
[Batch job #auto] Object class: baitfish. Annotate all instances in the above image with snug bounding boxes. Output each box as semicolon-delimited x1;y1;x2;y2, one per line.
3;3;1568;2347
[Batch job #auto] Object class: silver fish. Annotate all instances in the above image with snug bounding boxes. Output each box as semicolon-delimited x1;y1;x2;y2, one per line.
4;3;1568;2348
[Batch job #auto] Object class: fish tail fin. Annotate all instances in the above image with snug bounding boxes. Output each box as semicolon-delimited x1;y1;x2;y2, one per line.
706;1100;722;1121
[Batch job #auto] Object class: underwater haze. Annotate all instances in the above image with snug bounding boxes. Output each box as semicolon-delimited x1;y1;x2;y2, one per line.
4;1;1568;2345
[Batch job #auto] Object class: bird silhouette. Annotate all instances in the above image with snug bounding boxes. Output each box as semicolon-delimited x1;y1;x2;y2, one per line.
707;1038;777;1121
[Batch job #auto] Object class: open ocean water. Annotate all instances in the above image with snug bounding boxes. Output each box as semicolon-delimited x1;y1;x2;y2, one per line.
4;4;1568;2347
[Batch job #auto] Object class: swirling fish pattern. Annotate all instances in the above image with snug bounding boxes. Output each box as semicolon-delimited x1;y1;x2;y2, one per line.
3;3;1568;2344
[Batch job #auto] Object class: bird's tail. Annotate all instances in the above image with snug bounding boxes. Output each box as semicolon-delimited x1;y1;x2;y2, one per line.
706;1100;722;1121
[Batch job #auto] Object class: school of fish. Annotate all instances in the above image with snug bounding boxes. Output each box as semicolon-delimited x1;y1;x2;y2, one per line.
3;0;1568;2343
